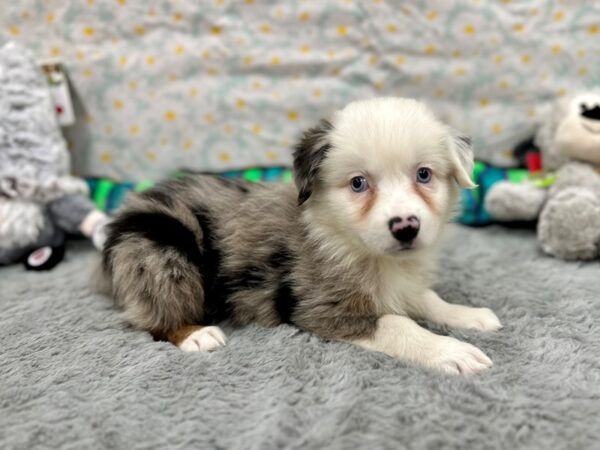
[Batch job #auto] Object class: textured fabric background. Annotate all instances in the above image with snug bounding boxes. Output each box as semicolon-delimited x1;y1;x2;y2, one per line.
2;225;600;449
1;1;599;181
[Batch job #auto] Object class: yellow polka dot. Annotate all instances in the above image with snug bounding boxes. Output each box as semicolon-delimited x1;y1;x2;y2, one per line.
207;67;219;76
205;113;215;123
211;25;222;35
118;56;127;66
146;151;157;161
531;8;539;16
83;68;94;78
513;23;525;33
578;67;588;76
100;151;112;162
129;124;140;135
21;10;30;19
47;13;55;23
84;114;93;124
83;26;95;37
551;45;561;54
479;98;490;107
424;45;436;55
146;55;156;65
266;151;278;161
201;50;211;60
588;24;599;34
435;88;444;97
330;67;341;76
499;79;509;89
168;73;178;81
251;124;262;135
175;45;185;55
426;11;438;21
313;88;322;97
127;80;137;90
271;56;281;65
492;123;503;134
164;110;177;121
86;0;94;5
260;23;272;33
223;125;233;134
374;80;385;90
300;45;311;54
464;24;476;34
51;47;61;57
173;12;183;22
134;25;145;35
287;111;299;121
387;24;398;33
521;54;531;64
117;0;126;5
76;51;85;60
327;50;336;59
236;98;247;109
243;55;253;65
190;88;198;97
252;80;262;89
245;0;255;4
528;108;536;118
104;126;113;135
337;25;348;36
553;11;565;21
494;55;504;64
577;49;586;58
219;152;231;162
299;11;310;22
401;7;412;16
558;88;568;96
183;140;193;151
113;99;124;110
452;50;461;58
454;67;466;76
395;55;406;65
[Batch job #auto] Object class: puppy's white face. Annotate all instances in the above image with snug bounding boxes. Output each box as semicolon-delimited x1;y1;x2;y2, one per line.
294;97;475;258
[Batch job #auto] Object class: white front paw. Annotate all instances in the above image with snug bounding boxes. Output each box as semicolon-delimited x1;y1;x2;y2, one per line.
425;336;493;376
179;326;227;352
444;306;502;331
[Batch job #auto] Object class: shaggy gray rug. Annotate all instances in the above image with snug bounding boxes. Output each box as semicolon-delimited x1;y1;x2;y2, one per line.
1;225;599;450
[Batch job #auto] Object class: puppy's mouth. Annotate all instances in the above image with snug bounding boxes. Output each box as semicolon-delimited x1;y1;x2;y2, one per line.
389;240;419;253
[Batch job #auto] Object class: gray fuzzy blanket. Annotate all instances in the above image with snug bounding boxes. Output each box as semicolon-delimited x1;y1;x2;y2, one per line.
1;225;599;449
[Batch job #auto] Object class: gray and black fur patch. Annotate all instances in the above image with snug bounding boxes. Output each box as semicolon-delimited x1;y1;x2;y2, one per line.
293;119;333;205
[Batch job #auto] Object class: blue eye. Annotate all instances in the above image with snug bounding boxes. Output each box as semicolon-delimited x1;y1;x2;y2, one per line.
350;176;369;192
416;168;432;184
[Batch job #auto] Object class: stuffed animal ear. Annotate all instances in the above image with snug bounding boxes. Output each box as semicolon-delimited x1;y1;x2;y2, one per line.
448;132;477;189
292;119;333;205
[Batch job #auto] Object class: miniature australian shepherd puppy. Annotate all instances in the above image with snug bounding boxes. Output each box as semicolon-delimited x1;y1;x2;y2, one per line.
97;97;502;375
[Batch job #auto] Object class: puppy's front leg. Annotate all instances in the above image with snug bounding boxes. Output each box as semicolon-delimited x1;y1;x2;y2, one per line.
351;315;493;375
406;289;502;331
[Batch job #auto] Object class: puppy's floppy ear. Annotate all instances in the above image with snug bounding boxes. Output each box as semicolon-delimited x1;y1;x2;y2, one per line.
448;132;477;189
293;119;333;205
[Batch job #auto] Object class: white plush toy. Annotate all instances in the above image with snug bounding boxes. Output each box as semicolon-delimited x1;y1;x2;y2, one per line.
485;89;600;260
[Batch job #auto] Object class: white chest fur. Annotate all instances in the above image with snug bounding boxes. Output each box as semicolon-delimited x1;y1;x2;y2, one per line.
371;255;432;316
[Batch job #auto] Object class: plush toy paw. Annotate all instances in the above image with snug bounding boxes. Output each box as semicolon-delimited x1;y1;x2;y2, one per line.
538;187;600;260
485;180;546;222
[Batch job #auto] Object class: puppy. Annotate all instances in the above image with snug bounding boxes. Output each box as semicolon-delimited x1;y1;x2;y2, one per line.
98;97;501;375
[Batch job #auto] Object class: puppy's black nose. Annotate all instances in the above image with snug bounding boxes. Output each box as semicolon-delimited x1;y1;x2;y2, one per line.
389;216;420;243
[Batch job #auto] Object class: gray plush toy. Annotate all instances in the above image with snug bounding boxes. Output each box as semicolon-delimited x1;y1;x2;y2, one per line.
485;89;600;260
0;42;108;270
